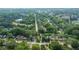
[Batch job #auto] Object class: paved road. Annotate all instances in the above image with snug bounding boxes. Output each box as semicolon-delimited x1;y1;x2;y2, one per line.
27;42;49;49
27;42;49;45
35;14;38;32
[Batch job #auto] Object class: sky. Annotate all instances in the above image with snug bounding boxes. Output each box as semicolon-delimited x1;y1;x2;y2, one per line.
0;0;79;8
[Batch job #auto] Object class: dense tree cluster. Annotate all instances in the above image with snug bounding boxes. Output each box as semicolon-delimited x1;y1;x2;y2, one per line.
0;8;79;50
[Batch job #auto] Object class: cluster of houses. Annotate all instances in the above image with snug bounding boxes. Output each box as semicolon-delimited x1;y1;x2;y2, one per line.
0;34;26;39
0;34;35;41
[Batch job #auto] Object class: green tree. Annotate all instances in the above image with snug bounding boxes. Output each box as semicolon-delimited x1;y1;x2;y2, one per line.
6;38;16;50
0;39;4;46
49;41;63;50
0;39;5;50
32;44;40;50
44;23;56;33
65;25;79;39
71;40;79;50
41;45;47;50
15;41;30;50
